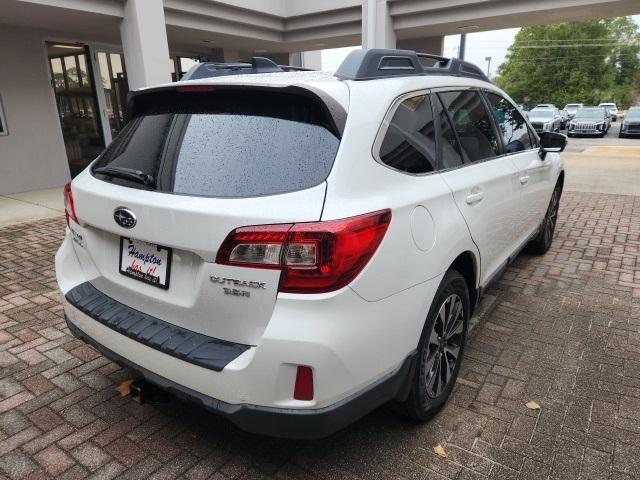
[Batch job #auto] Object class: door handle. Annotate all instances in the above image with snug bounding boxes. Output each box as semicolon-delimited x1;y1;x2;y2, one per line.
519;175;530;185
465;191;484;205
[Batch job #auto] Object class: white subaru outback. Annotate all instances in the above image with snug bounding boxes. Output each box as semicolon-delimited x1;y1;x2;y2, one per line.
56;49;566;439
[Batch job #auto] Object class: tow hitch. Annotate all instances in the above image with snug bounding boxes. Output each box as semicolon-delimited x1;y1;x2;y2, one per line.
129;379;171;405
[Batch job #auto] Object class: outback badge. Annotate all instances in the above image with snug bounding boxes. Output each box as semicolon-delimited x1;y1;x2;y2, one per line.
210;276;266;298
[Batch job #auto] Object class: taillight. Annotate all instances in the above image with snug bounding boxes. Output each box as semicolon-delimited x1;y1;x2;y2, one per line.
216;210;391;293
63;182;78;227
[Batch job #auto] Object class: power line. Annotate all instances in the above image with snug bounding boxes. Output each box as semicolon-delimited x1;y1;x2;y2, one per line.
514;38;639;43
512;43;638;49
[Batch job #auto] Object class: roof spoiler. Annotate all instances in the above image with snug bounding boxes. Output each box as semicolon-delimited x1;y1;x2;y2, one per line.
181;57;314;81
334;49;490;82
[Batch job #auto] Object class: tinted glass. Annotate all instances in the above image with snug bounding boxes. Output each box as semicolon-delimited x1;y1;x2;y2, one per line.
574;108;606;120
529;109;555;119
438;90;500;162
485;92;533;153
432;95;464;169
626;108;640;119
379;95;436;174
92;90;340;197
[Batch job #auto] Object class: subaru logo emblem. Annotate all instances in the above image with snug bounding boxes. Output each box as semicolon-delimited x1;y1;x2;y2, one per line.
113;207;137;229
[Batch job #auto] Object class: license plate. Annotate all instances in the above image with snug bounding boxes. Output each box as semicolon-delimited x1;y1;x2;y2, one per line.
119;237;172;289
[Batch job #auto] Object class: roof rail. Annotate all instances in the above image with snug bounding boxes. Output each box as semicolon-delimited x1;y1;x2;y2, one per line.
334;49;490;82
180;57;313;80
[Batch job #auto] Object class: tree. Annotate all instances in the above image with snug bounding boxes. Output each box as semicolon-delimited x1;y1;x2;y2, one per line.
495;17;640;108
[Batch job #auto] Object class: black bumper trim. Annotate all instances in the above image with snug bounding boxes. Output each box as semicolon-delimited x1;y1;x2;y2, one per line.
65;317;417;439
65;282;249;372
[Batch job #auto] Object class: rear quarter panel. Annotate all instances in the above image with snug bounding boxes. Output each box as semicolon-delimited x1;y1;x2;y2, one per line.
322;78;480;304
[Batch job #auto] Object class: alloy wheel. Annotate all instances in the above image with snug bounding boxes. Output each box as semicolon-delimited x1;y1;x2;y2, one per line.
423;294;464;399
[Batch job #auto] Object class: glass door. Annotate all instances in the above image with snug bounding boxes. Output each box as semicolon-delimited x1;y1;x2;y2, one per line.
96;51;128;138
47;42;104;177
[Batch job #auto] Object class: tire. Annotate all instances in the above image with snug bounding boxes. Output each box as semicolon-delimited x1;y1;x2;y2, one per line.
397;270;469;421
526;182;561;255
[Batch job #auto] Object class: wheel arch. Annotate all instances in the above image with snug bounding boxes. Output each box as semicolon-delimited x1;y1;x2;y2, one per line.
448;251;479;316
557;170;565;191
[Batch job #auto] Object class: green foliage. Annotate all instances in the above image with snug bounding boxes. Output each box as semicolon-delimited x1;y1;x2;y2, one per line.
495;17;640;109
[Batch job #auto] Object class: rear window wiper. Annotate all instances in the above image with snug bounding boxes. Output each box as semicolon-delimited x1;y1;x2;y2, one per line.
93;166;155;187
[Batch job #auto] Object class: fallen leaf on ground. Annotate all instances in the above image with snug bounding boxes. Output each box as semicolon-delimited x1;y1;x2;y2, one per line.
526;400;541;410
115;380;133;397
433;444;448;459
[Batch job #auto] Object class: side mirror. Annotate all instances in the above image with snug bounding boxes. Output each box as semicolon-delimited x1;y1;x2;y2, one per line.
539;131;567;159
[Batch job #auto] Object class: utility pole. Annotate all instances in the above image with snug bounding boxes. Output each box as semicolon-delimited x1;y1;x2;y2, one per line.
459;33;466;60
484;56;492;77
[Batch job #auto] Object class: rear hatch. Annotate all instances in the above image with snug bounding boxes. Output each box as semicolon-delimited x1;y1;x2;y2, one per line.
69;85;346;345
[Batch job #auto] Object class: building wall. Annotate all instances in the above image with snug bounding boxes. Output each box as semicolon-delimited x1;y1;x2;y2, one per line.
0;26;70;195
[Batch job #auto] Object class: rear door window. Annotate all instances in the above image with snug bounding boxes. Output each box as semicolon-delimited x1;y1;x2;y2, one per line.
484;92;533;153
92;89;341;197
438;90;500;163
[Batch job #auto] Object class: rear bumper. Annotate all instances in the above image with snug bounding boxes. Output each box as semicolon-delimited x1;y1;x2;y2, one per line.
66;316;417;439
65;282;249;372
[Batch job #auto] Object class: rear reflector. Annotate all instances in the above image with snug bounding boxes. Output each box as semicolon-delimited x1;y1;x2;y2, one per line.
293;366;314;401
216;210;391;293
63;182;78;227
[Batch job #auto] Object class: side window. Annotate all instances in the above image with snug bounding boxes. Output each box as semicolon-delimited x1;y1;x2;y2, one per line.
432;94;464;169
378;95;436;174
438;90;500;163
484;92;533;153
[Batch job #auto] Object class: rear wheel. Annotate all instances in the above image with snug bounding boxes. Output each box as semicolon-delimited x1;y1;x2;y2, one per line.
398;270;469;421
526;182;561;255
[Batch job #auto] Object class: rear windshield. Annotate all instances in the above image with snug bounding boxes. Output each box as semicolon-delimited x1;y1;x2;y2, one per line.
92;89;341;198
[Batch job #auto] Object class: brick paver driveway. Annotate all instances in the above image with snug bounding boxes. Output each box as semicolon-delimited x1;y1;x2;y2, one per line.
1;191;639;480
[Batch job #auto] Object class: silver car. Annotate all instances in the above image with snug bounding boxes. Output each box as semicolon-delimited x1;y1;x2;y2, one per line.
567;107;610;137
564;103;583;122
528;107;561;134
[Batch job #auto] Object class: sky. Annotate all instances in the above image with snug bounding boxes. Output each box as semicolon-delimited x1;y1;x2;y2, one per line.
321;15;640;77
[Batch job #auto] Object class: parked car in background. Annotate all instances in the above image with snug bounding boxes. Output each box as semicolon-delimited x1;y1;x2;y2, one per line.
564;103;583;122
55;50;567;439
619;106;640;138
599;103;618;121
535;104;557;109
559;109;569;129
528;107;561;134
567;107;610;137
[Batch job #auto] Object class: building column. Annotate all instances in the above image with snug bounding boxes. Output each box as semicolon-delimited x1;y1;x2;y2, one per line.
289;51;322;70
120;0;172;90
302;51;322;70
397;37;444;56
362;0;396;49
